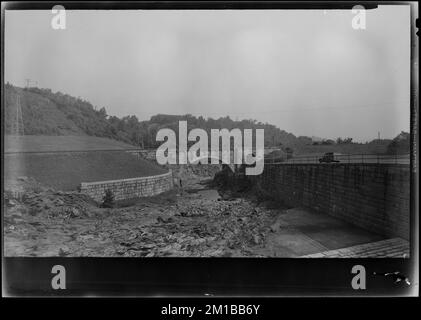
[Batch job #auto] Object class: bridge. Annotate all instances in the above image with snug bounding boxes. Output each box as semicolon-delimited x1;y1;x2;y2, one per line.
266;153;410;165
10;145;408;169
127;148;410;171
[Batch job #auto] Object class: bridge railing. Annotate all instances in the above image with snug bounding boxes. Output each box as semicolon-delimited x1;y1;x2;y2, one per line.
264;153;410;165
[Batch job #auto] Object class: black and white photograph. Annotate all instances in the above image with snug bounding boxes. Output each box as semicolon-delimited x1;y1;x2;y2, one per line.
1;1;418;297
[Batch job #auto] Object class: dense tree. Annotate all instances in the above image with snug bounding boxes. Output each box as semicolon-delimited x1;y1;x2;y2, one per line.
386;131;410;154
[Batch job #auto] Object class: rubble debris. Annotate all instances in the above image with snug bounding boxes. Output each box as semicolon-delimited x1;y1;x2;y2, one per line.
4;169;285;257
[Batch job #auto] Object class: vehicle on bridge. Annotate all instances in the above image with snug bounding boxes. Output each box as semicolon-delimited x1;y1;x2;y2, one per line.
319;152;340;163
265;149;287;163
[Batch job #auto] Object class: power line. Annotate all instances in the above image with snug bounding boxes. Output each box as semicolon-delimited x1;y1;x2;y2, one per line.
11;95;24;136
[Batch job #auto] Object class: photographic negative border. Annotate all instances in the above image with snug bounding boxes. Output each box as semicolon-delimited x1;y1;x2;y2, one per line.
1;1;418;297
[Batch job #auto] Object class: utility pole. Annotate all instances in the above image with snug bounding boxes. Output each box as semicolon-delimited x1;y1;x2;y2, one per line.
25;78;31;88
378;131;380;140
11;95;24;136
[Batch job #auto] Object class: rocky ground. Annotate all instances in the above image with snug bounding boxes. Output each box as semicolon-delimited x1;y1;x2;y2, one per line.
4;168;286;257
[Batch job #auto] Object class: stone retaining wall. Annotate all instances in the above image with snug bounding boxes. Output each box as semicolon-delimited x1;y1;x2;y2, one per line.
80;170;173;202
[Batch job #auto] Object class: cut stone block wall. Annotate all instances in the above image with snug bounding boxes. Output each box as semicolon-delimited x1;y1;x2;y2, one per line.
80;170;173;202
252;164;410;240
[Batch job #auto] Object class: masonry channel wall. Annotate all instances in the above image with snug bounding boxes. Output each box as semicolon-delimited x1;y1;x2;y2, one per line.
80;170;173;202
251;164;410;240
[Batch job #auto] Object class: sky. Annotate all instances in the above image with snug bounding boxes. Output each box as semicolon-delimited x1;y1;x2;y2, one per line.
5;6;411;142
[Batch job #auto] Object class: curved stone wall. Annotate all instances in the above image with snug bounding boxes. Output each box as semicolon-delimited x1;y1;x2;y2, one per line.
80;170;173;202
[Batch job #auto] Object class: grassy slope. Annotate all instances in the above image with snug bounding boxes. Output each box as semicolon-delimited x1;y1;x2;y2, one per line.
5;152;166;191
4;135;165;191
5;135;137;153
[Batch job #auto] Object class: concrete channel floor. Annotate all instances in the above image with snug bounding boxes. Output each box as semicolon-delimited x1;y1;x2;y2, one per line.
301;238;410;258
256;207;387;257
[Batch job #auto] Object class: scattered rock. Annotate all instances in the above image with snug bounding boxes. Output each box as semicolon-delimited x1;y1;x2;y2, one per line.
6;199;18;207
58;246;70;256
70;208;80;218
253;234;260;245
4;174;279;257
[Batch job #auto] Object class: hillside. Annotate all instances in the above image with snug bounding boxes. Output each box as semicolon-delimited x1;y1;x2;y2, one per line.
4;83;407;154
5;84;116;138
4;84;303;149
